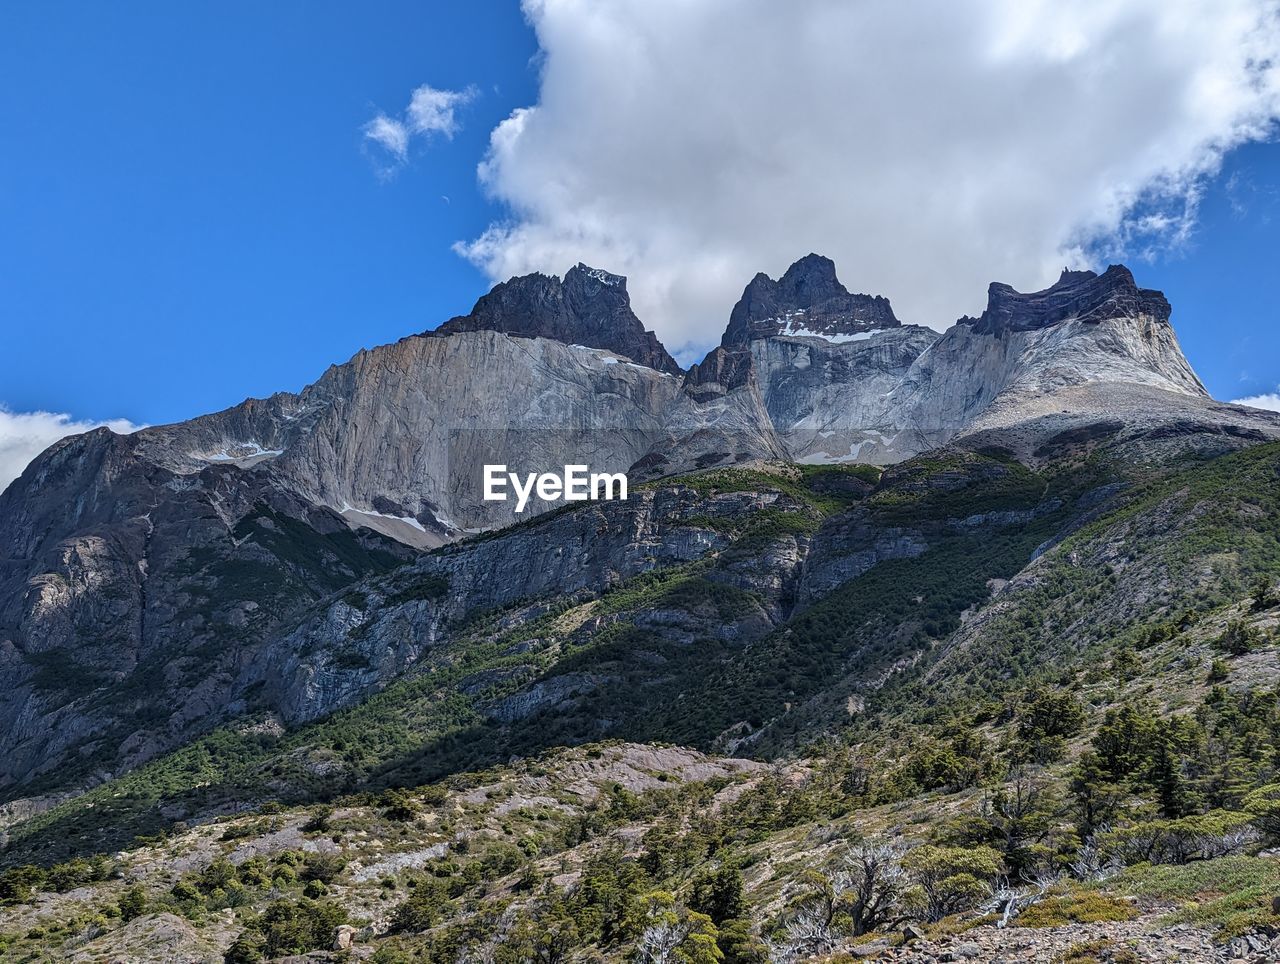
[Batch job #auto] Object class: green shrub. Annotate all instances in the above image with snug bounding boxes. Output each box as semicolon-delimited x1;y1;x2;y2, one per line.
1016;891;1136;927
1101;811;1254;866
1216;621;1261;656
231;898;346;959
380;788;420;821
117;884;148;922
902;844;1002;921
301;852;347;884
1113;856;1280;938
390;877;449;933
1243;784;1280;840
0;865;46;905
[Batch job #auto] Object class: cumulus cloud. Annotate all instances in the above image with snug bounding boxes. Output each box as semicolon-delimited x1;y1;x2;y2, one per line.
364;83;476;176
457;0;1280;355
0;408;144;494
1232;388;1280;412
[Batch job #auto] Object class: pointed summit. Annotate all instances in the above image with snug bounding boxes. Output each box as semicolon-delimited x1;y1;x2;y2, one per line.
721;253;900;347
435;264;681;374
962;264;1172;335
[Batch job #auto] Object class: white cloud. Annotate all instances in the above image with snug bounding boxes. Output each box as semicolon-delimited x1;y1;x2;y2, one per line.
363;115;410;162
1232;388;1280;412
407;85;472;137
0;408;144;494
364;83;476;176
458;0;1280;356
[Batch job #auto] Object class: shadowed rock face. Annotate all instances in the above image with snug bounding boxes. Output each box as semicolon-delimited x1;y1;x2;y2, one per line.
683;345;758;397
962;265;1172;335
434;263;682;375
722;253;901;347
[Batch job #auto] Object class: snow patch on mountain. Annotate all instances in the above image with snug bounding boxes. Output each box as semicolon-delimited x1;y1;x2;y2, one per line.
339;501;427;533
193;442;284;463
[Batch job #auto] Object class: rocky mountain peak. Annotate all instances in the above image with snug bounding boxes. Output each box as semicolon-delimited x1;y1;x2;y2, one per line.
961;264;1172;336
433;264;682;375
775;252;844;300
721;253;900;347
562;262;628;301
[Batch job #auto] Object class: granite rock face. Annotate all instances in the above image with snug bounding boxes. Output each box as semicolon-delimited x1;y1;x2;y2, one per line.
243;485;745;725
0;429;412;790
749;326;942;463
738;259;1213;464
126;331;772;538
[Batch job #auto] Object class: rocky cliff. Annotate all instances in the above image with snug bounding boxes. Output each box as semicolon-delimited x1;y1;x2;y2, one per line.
738;259;1212;464
434;262;682;375
962;264;1171;334
721;253;901;346
0;253;1275;794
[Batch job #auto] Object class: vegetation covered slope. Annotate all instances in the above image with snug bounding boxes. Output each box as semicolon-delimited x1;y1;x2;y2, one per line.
3;438;1280;961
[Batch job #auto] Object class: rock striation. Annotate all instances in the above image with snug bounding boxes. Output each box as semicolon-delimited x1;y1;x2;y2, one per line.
962;265;1171;335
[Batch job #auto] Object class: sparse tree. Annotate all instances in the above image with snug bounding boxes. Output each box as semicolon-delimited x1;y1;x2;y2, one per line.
1251;575;1277;611
766;900;838;964
830;840;906;936
982;767;1060;876
633;892;721;964
117;884;147;922
901;845;1002;922
1068;830;1120;883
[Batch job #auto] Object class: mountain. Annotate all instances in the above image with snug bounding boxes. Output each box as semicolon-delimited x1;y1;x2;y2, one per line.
963;263;1172;334
4;254;1280;961
706;259;1220;465
434;262;682;376
720;252;901;346
1;255;1274;796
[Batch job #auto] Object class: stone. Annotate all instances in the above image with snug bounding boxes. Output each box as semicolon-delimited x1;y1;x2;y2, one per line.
332;924;358;950
903;924;926;943
850;940;892;957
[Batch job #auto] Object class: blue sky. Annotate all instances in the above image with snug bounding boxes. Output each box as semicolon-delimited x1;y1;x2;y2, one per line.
2;0;1279;439
1138;142;1280;403
1;2;538;426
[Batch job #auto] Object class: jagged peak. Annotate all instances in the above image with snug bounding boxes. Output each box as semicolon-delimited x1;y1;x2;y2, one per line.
721;253;900;347
433;264;681;375
566;262;626;290
776;252;841;292
961;264;1171;335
